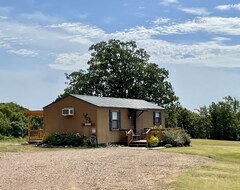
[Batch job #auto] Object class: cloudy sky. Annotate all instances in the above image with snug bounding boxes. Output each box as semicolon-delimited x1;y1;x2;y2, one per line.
0;0;240;110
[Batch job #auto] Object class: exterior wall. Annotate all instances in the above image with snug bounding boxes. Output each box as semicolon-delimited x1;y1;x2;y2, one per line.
96;108;130;144
44;95;165;145
44;96;97;138
136;109;165;134
96;108;165;144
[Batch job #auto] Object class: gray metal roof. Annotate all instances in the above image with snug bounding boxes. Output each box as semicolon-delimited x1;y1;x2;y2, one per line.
71;94;164;110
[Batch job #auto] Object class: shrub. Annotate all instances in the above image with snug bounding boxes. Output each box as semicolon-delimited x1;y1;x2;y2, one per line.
42;133;87;147
148;135;159;147
163;129;191;147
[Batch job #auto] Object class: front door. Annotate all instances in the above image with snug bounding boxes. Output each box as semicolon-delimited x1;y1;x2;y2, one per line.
129;109;136;134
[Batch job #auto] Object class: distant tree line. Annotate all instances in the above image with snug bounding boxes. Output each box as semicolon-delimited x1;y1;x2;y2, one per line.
0;103;43;138
169;96;240;141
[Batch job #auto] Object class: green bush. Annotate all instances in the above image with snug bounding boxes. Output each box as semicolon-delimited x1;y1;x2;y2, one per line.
163;129;191;147
148;135;159;147
42;133;87;147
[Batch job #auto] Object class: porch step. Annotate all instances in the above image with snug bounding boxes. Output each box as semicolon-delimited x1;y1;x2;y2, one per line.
129;140;147;147
28;139;43;143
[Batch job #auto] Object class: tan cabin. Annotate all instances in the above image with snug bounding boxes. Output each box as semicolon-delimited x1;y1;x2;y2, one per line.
43;94;165;146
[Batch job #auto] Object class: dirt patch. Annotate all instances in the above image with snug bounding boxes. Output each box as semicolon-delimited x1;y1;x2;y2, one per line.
0;147;209;190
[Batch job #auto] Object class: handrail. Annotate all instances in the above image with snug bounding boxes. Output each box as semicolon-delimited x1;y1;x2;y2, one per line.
29;129;44;140
146;128;163;147
146;129;151;147
126;129;133;146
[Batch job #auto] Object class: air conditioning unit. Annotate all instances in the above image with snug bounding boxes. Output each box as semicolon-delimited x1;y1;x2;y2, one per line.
62;108;74;116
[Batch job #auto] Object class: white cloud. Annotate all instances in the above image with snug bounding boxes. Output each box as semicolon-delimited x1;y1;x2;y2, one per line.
152;17;171;25
109;17;240;68
157;17;240;35
111;17;240;40
159;0;179;6
1;15;240;70
212;36;231;42
215;4;240;11
7;49;38;56
178;7;211;16
141;39;240;68
0;16;7;19
0;41;10;49
49;53;90;71
48;22;105;38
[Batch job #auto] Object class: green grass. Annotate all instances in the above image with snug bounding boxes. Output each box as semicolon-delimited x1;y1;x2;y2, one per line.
0;136;56;152
0;142;46;152
0;136;88;152
161;139;240;190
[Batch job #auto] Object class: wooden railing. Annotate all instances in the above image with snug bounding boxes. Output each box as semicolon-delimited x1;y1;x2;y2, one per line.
29;129;44;142
126;129;133;146
146;128;163;147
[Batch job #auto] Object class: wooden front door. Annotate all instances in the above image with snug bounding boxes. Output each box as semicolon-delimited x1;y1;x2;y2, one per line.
129;110;136;134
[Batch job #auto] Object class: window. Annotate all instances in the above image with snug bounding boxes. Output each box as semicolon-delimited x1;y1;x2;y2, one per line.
109;111;121;130
62;108;74;116
153;111;161;125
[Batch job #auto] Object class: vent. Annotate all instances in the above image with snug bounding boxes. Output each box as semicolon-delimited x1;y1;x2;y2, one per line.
62;108;74;116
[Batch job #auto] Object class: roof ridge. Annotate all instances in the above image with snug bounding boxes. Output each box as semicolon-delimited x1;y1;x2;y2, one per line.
71;94;146;101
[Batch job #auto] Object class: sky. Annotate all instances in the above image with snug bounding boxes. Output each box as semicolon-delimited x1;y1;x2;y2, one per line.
0;0;240;110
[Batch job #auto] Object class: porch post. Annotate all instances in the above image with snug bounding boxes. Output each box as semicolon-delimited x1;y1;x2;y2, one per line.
28;114;31;142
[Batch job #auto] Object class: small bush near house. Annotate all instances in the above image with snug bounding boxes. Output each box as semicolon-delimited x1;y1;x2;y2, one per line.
149;135;159;147
163;129;191;147
42;133;88;147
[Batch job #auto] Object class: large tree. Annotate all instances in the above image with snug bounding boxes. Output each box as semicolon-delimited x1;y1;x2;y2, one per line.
61;39;178;107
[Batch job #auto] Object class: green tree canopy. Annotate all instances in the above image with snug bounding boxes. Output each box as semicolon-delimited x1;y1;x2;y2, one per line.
61;39;178;107
0;102;43;138
175;96;240;141
0;102;27;137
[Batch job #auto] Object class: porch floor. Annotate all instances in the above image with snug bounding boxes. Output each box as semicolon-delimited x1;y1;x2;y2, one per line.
132;139;146;143
28;139;43;143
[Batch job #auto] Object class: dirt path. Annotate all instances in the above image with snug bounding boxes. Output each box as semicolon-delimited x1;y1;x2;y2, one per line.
0;147;209;190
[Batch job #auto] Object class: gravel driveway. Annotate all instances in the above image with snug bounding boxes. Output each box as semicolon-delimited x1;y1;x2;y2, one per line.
0;147;209;190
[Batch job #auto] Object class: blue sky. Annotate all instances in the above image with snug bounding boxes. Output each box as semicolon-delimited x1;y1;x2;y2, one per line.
0;0;240;110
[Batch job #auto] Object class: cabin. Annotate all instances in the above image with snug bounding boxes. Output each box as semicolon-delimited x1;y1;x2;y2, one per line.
43;94;165;146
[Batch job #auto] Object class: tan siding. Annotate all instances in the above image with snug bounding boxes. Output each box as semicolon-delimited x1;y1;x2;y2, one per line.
97;108;130;144
136;110;166;133
44;96;97;138
44;95;165;145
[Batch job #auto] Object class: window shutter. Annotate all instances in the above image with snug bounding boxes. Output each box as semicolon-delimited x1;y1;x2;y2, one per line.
159;111;162;125
109;110;112;130
118;111;121;129
153;111;155;125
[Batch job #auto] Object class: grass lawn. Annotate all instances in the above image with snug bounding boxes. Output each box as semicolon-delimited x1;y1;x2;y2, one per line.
0;137;55;152
0;137;87;152
161;139;240;190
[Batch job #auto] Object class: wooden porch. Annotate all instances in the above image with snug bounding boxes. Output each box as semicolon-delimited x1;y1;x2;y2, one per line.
122;128;178;147
119;128;162;147
22;110;44;143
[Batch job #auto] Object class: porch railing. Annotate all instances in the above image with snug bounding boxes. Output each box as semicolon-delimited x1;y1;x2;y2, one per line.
126;129;133;146
29;129;44;142
146;128;163;147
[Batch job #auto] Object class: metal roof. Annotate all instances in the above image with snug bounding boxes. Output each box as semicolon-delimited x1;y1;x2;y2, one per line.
71;94;164;110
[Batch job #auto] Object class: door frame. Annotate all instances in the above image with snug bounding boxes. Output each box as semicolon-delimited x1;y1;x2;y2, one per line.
129;109;136;134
